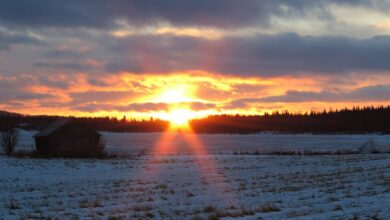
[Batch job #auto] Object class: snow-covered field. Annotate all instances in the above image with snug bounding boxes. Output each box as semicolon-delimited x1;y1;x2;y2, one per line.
0;154;389;219
15;130;390;154
2;130;390;219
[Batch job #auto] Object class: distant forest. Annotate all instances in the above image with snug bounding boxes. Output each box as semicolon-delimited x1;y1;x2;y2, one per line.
191;106;390;134
1;106;390;134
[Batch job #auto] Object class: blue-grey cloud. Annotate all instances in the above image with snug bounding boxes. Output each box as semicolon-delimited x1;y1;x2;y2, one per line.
69;90;140;105
71;101;216;112
0;74;62;102
228;85;390;105
0;30;41;50
105;33;390;76
72;102;169;112
0;0;387;29
43;48;89;59
33;61;95;71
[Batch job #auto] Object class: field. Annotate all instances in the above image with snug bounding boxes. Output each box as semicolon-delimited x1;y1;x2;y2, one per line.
1;153;389;219
1;131;389;219
16;130;390;154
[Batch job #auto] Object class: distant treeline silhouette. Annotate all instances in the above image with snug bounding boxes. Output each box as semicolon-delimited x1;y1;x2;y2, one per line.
0;106;389;134
0;113;169;133
190;106;390;134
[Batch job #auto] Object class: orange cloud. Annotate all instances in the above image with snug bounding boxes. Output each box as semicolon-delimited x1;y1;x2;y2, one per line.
2;71;390;119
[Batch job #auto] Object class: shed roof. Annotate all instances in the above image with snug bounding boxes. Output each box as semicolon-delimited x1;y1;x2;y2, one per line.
34;118;71;137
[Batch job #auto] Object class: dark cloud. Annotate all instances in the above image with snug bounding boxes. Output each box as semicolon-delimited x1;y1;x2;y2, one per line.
36;76;70;89
69;90;140;105
0;87;54;102
187;102;217;111
0;74;59;103
105;33;390;76
33;61;95;71
231;83;269;95
87;78;112;87
224;98;266;109
72;103;117;112
72;102;168;112
43;48;89;59
72;101;216;113
223;97;285;110
123;101;217;112
120;103;169;112
237;84;390;103
3;101;28;108
1;1;390;113
14;93;55;100
0;29;41;50
0;0;386;29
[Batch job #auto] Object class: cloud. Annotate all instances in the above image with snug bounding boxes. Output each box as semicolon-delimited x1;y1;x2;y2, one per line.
0;73;76;104
2;1;390;115
72;102;168;112
224;98;266;109
120;103;169;112
105;33;390;76
0;1;387;29
43;47;90;59
0;29;41;50
0;80;55;102
72;101;216;113
257;84;390;103
230;83;269;95
33;61;95;71
14;93;55;100
194;82;232;102
69;90;140;105
221;84;390;110
186;102;217;111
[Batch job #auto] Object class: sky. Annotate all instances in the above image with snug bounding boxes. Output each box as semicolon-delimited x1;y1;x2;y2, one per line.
1;0;390;120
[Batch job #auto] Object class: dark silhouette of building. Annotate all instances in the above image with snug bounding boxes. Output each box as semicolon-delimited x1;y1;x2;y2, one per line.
34;119;103;157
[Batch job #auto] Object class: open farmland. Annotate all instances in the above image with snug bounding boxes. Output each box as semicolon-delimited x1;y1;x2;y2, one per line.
1;154;389;219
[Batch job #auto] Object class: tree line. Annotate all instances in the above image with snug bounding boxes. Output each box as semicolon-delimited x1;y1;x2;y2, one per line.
0;105;390;134
190;106;390;134
0;113;169;133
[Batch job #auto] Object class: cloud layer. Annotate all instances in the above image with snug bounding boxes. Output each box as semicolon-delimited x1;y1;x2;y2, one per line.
106;33;390;75
1;1;389;29
1;1;390;116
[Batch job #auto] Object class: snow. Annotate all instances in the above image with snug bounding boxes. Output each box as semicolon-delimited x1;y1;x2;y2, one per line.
14;130;390;154
0;154;389;219
1;130;389;219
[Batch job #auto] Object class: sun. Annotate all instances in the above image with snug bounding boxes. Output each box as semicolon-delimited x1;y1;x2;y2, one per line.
164;108;196;128
152;85;201;128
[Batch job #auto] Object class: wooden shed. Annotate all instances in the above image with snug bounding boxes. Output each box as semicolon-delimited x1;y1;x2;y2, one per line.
34;119;103;157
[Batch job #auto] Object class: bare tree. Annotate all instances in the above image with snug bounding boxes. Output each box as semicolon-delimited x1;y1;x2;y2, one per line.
1;126;18;155
96;136;107;157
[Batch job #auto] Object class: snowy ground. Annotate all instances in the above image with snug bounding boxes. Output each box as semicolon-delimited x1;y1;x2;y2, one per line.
2;131;389;219
15;130;390;154
1;154;389;219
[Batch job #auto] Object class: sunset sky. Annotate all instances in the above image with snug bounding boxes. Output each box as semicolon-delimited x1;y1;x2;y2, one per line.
1;1;390;120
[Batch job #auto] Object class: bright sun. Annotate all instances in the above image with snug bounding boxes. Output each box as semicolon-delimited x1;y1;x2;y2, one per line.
154;86;198;127
165;108;196;127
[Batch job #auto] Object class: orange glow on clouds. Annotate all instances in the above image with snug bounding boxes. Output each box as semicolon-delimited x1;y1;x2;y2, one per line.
2;71;390;119
155;86;196;103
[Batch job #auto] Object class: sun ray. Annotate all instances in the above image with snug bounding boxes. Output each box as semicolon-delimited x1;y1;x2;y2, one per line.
134;122;238;206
